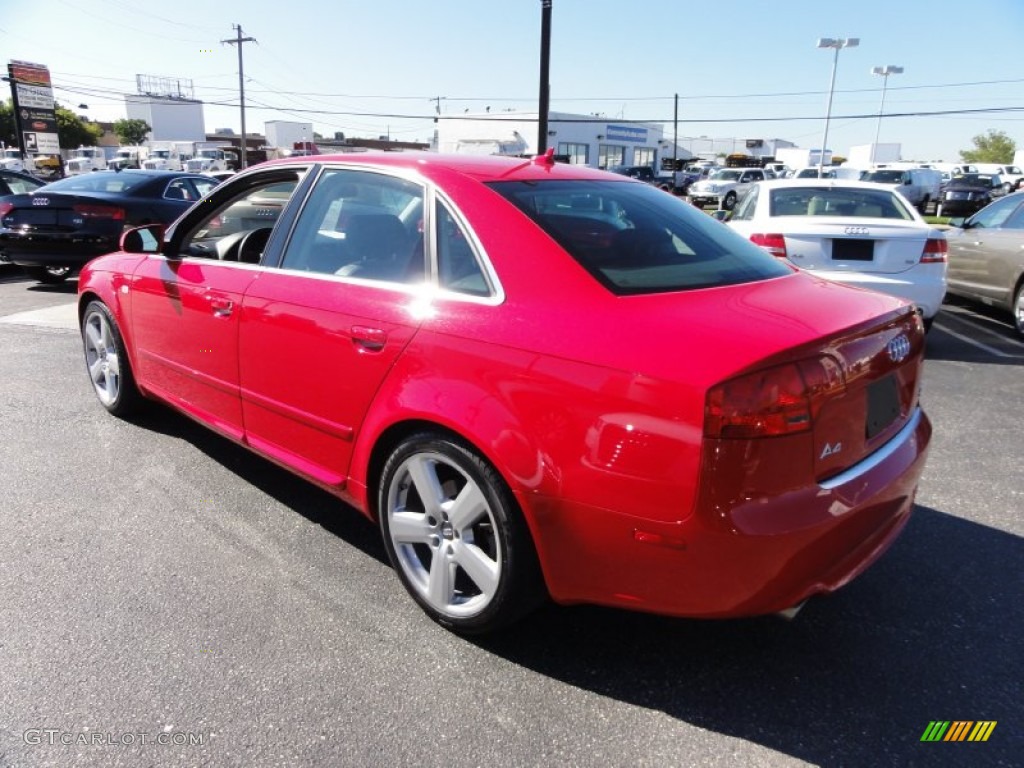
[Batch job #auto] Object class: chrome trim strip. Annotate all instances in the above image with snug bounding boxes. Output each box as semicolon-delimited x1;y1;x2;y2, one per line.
819;408;923;490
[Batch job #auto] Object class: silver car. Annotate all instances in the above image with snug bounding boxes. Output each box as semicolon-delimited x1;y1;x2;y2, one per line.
944;190;1024;336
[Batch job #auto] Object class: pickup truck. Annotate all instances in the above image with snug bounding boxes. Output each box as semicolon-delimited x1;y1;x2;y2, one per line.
687;167;769;210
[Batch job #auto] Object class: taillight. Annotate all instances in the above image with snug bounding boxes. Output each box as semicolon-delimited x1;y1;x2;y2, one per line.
920;237;947;263
73;203;125;221
704;356;845;439
0;201;13;218
750;233;788;259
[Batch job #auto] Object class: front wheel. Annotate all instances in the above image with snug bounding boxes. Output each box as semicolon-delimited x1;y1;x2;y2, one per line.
24;265;72;284
721;191;737;211
81;300;144;416
379;433;543;634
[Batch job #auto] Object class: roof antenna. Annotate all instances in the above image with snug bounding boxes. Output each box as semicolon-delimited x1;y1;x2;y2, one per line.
532;147;556;167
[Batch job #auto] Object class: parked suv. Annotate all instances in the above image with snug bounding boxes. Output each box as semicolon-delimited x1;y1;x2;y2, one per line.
936;173;1006;217
687;167;768;210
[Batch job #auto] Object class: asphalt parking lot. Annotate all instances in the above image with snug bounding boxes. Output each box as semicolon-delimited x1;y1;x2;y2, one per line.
0;272;1020;767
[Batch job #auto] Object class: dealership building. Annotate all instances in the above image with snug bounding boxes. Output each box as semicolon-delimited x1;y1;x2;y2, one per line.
435;110;694;169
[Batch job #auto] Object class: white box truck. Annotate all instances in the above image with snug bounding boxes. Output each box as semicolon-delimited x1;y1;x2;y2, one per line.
142;141;196;171
65;146;109;175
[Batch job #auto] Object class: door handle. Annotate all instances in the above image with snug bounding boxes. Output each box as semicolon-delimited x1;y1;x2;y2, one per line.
351;325;387;351
208;297;234;317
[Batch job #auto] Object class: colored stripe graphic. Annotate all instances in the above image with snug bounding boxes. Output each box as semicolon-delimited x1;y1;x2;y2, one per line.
968;722;997;742
945;721;972;741
921;720;996;742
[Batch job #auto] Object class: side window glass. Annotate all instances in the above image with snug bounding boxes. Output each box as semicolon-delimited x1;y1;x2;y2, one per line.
280;169;425;283
436;201;490;296
1001;201;1024;230
967;194;1021;229
180;174;302;262
165;179;195;201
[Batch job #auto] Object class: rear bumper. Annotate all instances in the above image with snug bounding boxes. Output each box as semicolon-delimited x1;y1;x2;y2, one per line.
0;232;117;268
526;407;931;618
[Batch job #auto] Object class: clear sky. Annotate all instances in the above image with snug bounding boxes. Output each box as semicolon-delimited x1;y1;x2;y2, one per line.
3;0;1023;162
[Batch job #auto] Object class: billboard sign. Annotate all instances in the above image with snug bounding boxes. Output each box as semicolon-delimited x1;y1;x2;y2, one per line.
7;60;61;155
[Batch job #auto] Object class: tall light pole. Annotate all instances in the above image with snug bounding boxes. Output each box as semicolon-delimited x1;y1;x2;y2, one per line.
816;37;859;176
871;65;903;164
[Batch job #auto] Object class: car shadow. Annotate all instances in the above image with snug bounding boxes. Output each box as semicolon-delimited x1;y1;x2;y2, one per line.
125;407;1022;764
130;404;389;565
26;279;79;295
472;504;1022;765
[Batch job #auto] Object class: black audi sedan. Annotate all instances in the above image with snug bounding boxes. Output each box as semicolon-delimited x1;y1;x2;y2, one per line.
0;170;216;283
936;173;1005;218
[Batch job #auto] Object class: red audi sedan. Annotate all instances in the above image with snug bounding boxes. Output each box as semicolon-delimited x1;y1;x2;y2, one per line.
77;152;931;634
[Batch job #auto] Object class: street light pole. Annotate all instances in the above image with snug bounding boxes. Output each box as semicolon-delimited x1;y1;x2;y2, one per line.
871;65;903;164
816;37;858;176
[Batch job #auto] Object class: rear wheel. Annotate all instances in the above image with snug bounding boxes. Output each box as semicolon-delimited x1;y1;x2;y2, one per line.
24;265;72;284
379;433;543;634
81;300;143;416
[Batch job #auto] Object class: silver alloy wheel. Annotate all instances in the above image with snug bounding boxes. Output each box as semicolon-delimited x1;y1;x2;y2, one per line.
386;451;502;618
83;309;121;406
45;266;71;279
1015;284;1024;336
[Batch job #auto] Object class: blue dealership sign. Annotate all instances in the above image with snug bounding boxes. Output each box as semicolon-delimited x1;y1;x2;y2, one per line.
605;124;648;143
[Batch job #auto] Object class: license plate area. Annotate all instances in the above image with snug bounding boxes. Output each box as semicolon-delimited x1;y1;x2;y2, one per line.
866;374;900;439
832;238;874;261
11;210;58;227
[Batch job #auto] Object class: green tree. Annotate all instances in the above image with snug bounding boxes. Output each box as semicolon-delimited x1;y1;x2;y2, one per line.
113;118;151;146
960;129;1016;164
55;103;103;149
0;100;16;147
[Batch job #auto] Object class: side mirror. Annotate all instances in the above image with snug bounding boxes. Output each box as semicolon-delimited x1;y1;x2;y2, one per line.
947;216;967;228
710;209;731;222
120;223;165;254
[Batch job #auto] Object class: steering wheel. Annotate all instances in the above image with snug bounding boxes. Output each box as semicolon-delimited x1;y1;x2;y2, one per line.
236;227;273;264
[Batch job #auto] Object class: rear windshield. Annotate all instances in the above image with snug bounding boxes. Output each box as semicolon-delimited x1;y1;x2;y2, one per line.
769;186;914;219
861;170;904;184
43;173;155;194
487;179;791;295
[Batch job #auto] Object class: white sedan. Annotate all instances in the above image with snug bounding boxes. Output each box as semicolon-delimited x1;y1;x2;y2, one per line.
727;179;948;324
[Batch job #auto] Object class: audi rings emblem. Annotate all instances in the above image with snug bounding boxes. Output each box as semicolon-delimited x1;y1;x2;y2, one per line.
887;334;911;363
32;197;49;206
844;226;869;235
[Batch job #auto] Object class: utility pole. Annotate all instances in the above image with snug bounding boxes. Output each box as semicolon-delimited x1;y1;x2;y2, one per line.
222;24;256;168
537;0;552;154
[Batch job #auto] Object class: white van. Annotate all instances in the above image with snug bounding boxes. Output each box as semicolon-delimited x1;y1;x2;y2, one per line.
860;167;942;212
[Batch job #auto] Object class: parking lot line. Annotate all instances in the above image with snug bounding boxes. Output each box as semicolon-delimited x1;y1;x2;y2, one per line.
933;320;1017;358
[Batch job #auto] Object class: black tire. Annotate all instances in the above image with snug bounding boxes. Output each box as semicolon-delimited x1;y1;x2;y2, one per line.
24;265;72;284
1013;282;1024;338
379;432;544;634
721;191;737;211
81;300;144;417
